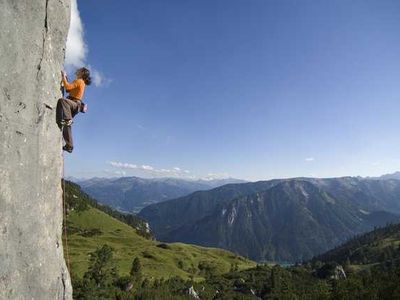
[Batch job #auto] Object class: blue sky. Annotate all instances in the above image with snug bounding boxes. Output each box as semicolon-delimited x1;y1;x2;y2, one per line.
65;0;400;181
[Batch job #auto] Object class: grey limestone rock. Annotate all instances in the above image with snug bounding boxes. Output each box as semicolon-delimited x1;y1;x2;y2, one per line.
187;286;200;299
0;0;72;299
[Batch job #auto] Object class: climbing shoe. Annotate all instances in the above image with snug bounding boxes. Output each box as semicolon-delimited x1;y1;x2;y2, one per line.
63;145;73;153
59;119;73;127
64;119;73;126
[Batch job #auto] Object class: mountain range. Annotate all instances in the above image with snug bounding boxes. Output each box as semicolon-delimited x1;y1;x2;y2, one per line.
378;171;400;181
139;177;400;262
75;176;246;212
66;179;400;299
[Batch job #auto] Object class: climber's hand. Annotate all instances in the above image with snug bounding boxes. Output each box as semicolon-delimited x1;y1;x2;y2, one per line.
61;71;66;78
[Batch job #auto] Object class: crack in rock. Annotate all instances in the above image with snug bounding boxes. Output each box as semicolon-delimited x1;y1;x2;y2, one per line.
36;0;49;78
3;88;11;101
61;272;66;300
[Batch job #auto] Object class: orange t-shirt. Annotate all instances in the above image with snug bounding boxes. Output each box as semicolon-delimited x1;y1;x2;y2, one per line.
62;78;85;100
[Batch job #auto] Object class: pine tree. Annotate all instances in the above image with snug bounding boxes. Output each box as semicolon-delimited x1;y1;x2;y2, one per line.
76;244;118;299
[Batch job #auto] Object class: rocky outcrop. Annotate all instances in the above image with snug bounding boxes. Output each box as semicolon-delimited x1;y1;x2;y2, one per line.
0;1;72;299
187;286;200;299
332;265;347;280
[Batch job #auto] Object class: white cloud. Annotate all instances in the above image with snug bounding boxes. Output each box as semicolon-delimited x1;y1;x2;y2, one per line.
92;69;103;86
109;161;156;172
108;161;190;178
65;0;87;69
203;173;230;180
109;161;138;169
142;165;154;171
108;161;230;180
65;1;111;87
90;67;112;87
305;157;315;162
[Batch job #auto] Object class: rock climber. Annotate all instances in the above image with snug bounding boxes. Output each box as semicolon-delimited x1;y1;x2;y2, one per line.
56;67;91;153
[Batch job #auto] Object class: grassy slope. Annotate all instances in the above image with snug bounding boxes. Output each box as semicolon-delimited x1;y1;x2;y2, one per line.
312;223;400;272
64;206;256;281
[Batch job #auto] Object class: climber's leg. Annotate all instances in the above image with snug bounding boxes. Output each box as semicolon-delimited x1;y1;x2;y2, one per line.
57;98;80;128
58;98;80;152
60;98;77;120
71;101;81;118
56;98;66;127
57;98;78;120
56;99;63;123
63;125;73;151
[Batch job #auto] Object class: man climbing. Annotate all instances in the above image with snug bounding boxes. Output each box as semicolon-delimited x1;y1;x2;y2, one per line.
56;67;91;153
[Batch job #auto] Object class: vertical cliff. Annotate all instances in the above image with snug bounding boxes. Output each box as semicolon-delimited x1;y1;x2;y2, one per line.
0;1;72;299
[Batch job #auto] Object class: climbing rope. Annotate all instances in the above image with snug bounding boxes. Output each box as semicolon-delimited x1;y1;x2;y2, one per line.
60;81;74;278
61;130;72;276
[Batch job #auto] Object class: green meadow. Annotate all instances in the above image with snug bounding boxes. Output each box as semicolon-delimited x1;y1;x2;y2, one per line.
64;204;256;281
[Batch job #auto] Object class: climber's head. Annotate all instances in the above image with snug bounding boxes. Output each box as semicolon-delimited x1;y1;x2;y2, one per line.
75;67;92;85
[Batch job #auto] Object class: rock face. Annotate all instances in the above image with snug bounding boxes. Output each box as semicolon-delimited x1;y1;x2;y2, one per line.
0;1;72;299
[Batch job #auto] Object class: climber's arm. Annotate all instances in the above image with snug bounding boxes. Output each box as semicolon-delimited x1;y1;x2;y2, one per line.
61;71;78;91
